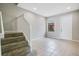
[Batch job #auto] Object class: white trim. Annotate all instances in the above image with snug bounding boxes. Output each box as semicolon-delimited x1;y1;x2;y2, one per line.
0;38;1;56
47;37;79;43
0;11;4;56
60;39;79;43
1;12;4;37
0;12;4;38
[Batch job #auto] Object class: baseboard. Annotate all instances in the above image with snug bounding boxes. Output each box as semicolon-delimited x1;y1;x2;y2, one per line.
71;40;79;43
59;38;79;43
46;37;79;43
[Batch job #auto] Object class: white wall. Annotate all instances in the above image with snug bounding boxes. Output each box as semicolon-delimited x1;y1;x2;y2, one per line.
0;3;46;40
59;14;72;40
17;15;30;40
72;11;79;41
0;4;26;31
47;13;72;40
17;12;46;40
24;12;45;40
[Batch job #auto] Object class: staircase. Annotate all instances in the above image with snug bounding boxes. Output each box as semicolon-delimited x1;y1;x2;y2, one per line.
1;32;30;56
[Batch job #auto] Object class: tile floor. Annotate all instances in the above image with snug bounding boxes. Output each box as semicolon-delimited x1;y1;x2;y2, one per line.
31;38;79;56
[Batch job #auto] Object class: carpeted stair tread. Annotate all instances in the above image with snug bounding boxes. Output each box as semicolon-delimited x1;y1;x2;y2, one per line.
14;46;30;56
2;47;30;56
1;32;30;56
2;41;29;53
18;48;30;56
4;32;23;38
1;36;26;45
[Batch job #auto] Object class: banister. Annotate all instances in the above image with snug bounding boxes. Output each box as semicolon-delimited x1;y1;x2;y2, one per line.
0;11;4;38
0;11;4;56
1;12;4;36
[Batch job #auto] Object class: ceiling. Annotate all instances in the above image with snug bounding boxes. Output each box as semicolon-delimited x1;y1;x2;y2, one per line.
18;3;79;17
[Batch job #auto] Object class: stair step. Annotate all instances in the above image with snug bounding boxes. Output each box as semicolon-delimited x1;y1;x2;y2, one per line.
1;32;30;56
18;48;30;56
2;47;30;56
2;41;29;53
1;36;26;45
4;32;23;38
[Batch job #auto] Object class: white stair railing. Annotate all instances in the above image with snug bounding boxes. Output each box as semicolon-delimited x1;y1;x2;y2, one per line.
0;11;4;56
0;11;4;38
